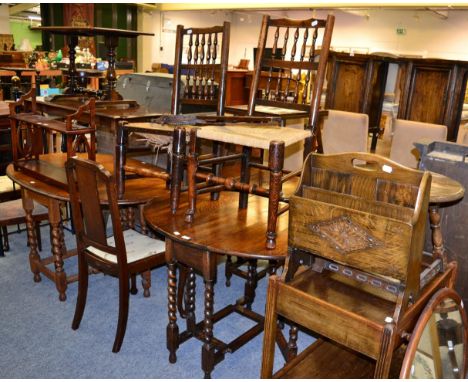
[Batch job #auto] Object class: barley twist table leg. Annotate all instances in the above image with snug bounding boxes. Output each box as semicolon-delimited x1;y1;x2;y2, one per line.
23;196;41;282
202;280;215;379
167;260;179;363
185;268;196;333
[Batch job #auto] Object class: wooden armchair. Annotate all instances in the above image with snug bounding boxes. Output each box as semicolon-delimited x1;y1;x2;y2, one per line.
261;152;458;378
65;157;166;353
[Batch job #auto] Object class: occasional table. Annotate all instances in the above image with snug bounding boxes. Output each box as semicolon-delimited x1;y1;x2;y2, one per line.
427;171;465;266
31;26;154;100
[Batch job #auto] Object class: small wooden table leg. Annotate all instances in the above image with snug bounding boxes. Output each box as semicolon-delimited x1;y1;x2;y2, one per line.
22;191;41;282
166;241;179;363
429;204;447;267
202;278;215;379
243;259;258;310
65;35;79;94
103;34;122;101
49;200;67;301
185;268;197;333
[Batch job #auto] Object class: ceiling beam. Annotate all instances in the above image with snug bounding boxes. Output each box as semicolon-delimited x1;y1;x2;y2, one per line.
9;3;39;16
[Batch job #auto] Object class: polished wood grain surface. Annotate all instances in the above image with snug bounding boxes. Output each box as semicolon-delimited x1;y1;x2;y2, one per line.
8;153;169;205
429;171;464;204
35;98;161;121
144;190;289;260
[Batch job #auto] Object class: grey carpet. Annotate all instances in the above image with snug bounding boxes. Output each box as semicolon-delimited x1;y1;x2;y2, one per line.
0;225;313;378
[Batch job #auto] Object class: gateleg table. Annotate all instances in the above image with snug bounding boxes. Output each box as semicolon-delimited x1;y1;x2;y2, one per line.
6;152;169;301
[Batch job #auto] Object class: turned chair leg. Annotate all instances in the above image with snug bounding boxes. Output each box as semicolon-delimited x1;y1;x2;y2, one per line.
113;276;130;353
141;270;151;298
2;226;9;252
225;255;233;287
130;274;138;295
72;254;89;331
0;226;5;257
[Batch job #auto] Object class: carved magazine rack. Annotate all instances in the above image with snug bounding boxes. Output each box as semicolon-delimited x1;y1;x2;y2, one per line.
261;152;458;378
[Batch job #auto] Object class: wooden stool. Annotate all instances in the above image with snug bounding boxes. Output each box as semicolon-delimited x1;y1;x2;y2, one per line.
0;199;48;257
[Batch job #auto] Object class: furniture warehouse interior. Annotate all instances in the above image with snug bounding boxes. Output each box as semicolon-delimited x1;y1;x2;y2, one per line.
1;3;468;380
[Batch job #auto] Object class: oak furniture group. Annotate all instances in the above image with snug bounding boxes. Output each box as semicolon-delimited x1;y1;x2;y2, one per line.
2;11;468;380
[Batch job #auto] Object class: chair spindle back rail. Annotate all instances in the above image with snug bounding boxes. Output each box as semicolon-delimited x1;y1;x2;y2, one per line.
248;15;334;136
172;22;230;116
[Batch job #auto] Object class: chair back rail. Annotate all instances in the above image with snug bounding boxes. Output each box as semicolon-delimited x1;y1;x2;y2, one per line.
248;14;334;137
66;157;125;265
171;22;230;116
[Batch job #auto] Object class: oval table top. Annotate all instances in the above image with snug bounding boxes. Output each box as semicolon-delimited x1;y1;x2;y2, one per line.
144;190;290;261
7;153;169;205
143;169;464;261
429;171;465;204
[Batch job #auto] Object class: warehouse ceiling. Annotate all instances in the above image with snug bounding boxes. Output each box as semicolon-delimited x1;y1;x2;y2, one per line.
8;3;40;21
146;2;468;11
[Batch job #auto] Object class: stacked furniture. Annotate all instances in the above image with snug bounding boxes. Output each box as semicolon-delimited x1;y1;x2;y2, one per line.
415;140;468;310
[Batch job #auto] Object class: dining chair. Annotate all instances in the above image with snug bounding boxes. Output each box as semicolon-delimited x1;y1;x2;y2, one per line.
320;109;369;154
131;22;231;196
390;119;447;168
171;22;230;116
228;14;334;156
223;14;334;289
65;157;166;353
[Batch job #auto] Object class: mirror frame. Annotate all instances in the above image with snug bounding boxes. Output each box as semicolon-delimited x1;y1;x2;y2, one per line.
400;287;468;378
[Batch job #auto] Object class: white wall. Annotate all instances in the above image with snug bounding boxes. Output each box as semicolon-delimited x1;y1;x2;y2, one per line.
148;10;234;67
139;8;468;69
137;8;159;72
0;4;11;34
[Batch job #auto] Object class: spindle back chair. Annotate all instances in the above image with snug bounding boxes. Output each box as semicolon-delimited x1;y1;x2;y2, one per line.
247;14;334;151
172;22;230;116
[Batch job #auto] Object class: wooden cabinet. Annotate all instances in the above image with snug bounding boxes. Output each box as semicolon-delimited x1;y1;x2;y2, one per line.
325;52;468;145
397;58;468;141
225;69;249;106
325;52;388;125
325;52;390;150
